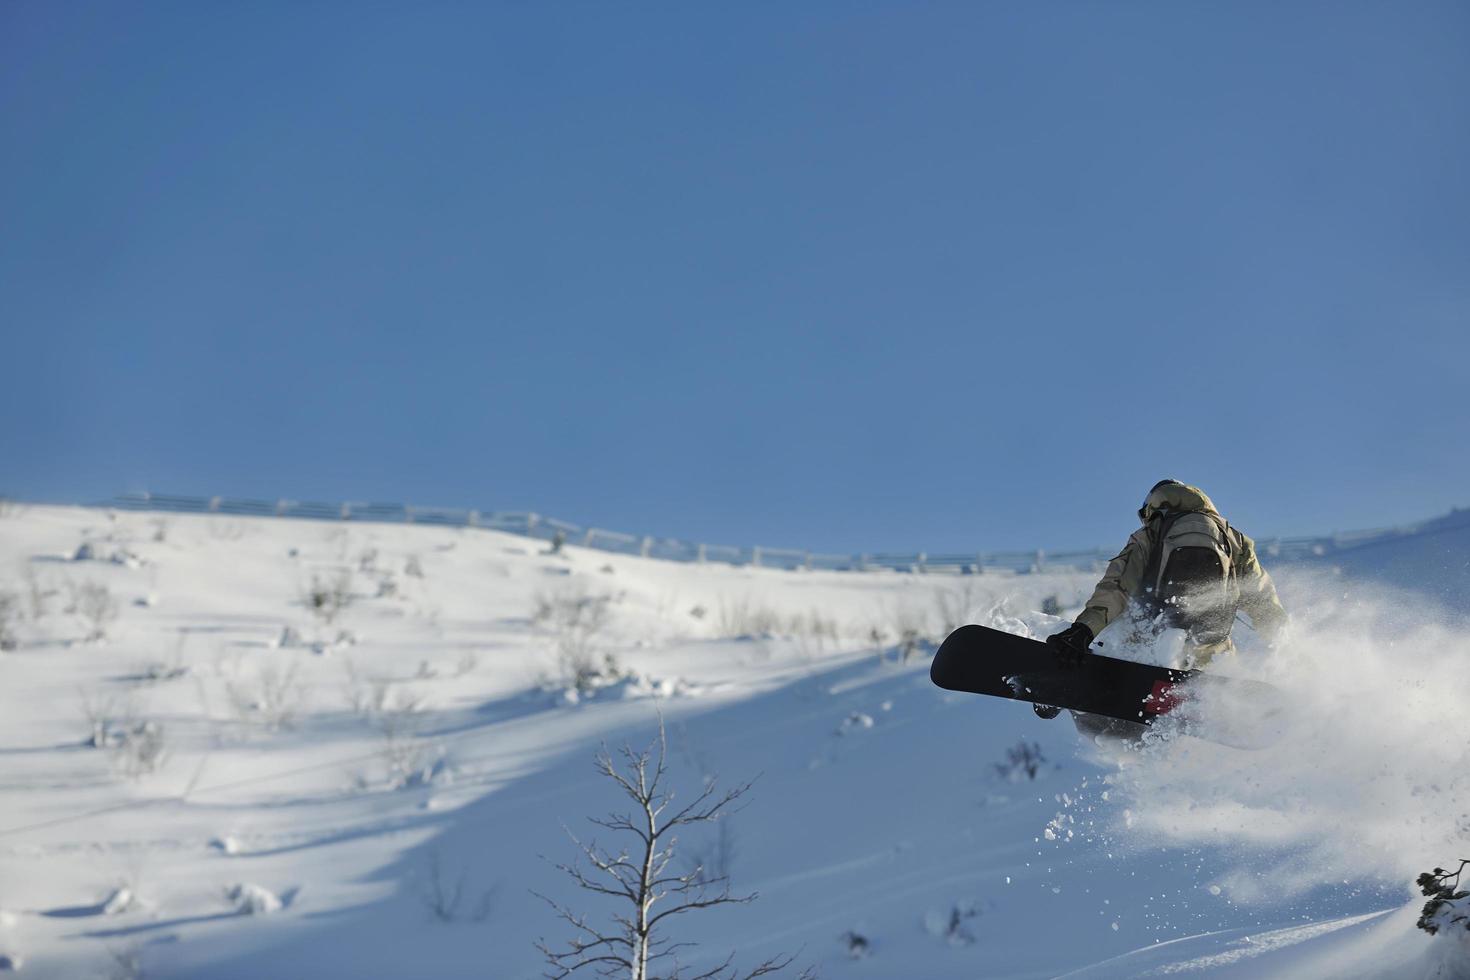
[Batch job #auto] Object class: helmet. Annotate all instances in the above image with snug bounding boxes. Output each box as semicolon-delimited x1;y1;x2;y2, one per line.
1138;479;1184;522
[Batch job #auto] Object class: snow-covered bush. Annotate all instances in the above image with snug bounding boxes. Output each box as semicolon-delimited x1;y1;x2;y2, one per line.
340;666;441;788
22;567;51;620
715;596;784;639
72;542;143;568
1417;860;1470;936
343;662;421;718
137;641;188;683
302;571;352;624
994;740;1046;782
226;882;282;915
712;598;840;652
71;581;118;642
113;720;168;778
80;694;169;777
0;591;17;651
886;603;932;663
140;661;188;683
789;608;840;656
81;692;118;749
421;850;495;924
375;697;443;790
924;900;979;946
841;930;872;959
533;586;613;693
226;663;302;731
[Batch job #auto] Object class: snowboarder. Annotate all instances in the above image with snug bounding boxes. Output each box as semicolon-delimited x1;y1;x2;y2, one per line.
1035;479;1286;722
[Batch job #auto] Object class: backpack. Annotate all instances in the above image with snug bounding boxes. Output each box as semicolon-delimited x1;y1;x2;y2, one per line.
1138;510;1238;645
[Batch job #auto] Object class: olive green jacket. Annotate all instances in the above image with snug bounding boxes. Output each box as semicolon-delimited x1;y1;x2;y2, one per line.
1075;483;1286;659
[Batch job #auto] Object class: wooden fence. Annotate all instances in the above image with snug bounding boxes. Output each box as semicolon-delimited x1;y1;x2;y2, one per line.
95;491;1385;574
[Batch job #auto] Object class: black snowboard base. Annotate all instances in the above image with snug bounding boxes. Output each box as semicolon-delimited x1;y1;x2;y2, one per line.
930;624;1285;749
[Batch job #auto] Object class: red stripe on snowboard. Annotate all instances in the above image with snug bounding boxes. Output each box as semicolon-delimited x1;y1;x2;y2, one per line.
1143;680;1185;716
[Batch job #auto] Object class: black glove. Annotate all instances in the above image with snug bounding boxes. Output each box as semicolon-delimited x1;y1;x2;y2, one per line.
1046;623;1094;667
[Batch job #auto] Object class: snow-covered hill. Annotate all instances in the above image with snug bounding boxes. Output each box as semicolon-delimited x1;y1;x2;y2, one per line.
0;505;1465;979
1295;507;1470;612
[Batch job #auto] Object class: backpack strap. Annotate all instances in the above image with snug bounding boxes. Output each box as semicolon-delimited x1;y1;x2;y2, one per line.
1211;514;1236;569
1138;509;1184;610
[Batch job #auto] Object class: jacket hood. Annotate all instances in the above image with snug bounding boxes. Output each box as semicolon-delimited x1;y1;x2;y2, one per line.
1140;481;1219;523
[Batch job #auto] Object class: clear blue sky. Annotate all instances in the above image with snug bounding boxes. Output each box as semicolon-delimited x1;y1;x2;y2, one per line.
3;2;1467;553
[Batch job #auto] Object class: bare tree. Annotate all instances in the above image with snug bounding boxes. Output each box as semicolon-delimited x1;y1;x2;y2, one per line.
535;724;810;980
0;590;18;651
73;581;118;642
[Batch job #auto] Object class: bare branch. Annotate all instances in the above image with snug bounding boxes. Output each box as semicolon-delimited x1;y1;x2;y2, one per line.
647;889;756;931
685;950;737;980
738;952;800;979
665;780;755;830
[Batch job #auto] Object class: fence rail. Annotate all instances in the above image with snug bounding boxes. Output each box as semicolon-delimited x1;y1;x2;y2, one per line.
89;491;1401;575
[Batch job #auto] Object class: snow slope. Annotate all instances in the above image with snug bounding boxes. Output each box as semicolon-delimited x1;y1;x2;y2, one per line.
1295;506;1470;613
0;505;1464;978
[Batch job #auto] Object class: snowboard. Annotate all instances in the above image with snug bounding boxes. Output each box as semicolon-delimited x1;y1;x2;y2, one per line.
929;624;1286;748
